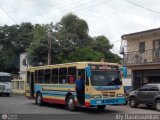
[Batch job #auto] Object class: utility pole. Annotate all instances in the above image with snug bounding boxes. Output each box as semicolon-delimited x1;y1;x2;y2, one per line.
48;31;51;65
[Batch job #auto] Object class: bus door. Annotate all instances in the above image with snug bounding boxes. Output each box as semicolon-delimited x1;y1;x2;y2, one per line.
30;72;35;98
76;70;85;105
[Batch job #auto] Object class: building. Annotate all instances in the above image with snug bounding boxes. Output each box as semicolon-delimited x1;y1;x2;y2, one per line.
11;53;29;93
121;28;160;90
19;53;29;80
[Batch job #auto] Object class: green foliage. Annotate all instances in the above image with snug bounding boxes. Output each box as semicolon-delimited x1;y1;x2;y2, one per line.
70;48;103;62
0;13;121;73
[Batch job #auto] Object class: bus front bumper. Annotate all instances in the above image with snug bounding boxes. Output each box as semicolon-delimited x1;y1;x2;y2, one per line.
90;97;126;106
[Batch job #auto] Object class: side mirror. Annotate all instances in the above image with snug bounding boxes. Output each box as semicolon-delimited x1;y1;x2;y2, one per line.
85;66;91;78
119;67;127;78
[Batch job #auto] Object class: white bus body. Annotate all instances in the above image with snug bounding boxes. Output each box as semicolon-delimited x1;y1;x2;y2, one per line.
0;72;12;96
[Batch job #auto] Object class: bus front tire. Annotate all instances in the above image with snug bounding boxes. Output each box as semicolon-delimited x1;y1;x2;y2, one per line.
97;105;106;110
66;95;76;111
36;93;43;106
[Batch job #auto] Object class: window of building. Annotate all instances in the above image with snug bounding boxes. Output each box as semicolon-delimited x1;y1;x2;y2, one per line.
51;68;58;84
38;70;44;83
68;67;76;84
44;69;51;84
59;67;67;84
139;42;145;53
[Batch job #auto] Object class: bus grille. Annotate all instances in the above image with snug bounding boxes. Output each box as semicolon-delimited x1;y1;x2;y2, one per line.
0;85;5;91
102;91;115;98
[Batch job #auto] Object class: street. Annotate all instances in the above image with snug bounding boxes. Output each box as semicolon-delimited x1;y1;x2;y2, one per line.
0;95;159;114
0;95;159;120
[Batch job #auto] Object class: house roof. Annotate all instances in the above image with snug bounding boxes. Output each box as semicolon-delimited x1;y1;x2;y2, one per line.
121;27;160;39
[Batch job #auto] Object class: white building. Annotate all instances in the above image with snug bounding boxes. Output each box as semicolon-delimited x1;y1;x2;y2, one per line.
19;53;29;80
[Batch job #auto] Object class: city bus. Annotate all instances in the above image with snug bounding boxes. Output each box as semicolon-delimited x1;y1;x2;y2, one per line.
0;72;12;96
25;62;126;111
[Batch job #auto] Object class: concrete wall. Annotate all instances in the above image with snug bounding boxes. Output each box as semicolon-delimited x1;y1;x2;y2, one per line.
19;53;28;81
127;34;160;52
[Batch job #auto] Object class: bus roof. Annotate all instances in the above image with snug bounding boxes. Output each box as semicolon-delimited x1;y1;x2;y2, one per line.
27;62;120;71
0;72;11;76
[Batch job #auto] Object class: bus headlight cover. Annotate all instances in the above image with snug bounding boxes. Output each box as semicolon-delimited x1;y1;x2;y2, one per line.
91;94;102;99
116;94;124;97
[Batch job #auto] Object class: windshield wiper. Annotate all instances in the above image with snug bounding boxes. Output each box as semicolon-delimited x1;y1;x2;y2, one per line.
108;79;120;89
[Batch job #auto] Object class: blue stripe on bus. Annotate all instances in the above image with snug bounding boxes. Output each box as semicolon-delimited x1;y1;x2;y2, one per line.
90;97;125;105
35;84;75;88
42;91;90;99
93;86;121;90
34;85;90;99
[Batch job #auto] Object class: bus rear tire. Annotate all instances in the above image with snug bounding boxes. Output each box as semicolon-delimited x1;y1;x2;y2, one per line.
97;105;106;110
66;95;76;111
36;93;43;106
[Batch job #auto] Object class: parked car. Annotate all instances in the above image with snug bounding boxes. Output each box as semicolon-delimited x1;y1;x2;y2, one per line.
124;88;133;105
128;83;160;111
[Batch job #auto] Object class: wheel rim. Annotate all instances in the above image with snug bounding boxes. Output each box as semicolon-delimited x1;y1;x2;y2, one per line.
68;98;74;109
156;102;160;110
37;95;41;104
130;99;135;107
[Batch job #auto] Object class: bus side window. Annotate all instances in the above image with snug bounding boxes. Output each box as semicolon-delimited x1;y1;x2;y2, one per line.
51;68;58;84
27;71;30;84
38;70;44;83
59;68;67;84
35;70;38;83
68;67;76;84
44;69;51;84
86;74;89;86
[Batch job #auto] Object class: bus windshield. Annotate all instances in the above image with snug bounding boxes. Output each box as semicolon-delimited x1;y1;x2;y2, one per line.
0;76;11;82
91;70;122;86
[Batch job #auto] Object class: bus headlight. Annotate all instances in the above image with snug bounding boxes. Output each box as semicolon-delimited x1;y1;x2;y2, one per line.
91;94;102;99
116;94;124;97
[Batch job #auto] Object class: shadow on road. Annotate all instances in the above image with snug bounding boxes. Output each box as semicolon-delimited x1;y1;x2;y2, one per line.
31;102;121;114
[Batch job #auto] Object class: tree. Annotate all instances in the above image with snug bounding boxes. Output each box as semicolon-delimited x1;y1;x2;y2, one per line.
27;13;121;66
0;22;34;72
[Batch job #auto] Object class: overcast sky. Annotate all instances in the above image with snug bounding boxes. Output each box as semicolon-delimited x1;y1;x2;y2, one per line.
0;0;160;55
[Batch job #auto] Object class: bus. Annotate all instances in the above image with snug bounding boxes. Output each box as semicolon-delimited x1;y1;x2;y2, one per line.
25;62;126;111
0;72;12;96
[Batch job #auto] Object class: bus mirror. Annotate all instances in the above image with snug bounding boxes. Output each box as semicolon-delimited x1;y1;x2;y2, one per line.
119;67;127;78
85;66;91;78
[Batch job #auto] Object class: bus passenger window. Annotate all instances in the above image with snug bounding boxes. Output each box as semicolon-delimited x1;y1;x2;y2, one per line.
38;70;44;83
59;68;67;84
44;69;51;84
35;70;38;83
51;68;58;84
27;71;30;83
68;67;76;84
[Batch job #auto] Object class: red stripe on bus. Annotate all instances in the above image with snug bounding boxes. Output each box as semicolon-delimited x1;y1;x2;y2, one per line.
43;98;66;104
43;98;90;107
85;102;90;107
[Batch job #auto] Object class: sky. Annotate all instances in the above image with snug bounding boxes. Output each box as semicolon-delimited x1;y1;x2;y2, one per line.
0;0;160;55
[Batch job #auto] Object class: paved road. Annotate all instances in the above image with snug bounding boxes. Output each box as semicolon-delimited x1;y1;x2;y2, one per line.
0;95;159;120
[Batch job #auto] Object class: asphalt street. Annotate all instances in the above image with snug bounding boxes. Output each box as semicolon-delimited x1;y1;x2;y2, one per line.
0;95;159;120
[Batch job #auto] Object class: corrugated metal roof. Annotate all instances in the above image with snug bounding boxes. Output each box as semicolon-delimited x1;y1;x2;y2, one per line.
121;27;160;39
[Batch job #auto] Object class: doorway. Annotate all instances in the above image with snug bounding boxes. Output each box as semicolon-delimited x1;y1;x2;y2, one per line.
76;69;85;106
30;72;35;98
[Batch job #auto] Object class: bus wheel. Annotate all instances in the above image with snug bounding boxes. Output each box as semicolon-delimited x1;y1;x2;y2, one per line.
66;95;76;111
36;93;43;106
97;105;106;110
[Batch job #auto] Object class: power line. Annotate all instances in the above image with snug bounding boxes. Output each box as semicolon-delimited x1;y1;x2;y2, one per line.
123;0;160;15
29;0;100;20
0;6;17;24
